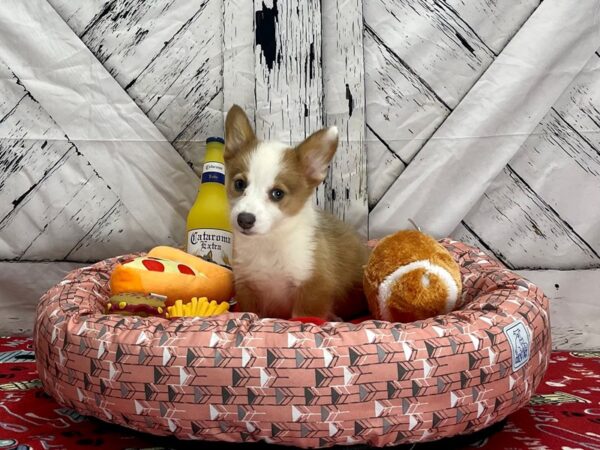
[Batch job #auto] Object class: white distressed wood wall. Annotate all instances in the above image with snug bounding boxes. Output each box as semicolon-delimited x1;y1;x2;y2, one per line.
223;0;367;227
322;0;368;234
49;0;225;175
0;0;598;350
0;59;139;262
364;0;600;350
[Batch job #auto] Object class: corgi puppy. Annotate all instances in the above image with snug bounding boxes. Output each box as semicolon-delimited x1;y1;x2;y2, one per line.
223;105;369;320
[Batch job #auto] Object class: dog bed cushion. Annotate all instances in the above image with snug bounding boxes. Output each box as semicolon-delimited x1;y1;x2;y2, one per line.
33;239;551;448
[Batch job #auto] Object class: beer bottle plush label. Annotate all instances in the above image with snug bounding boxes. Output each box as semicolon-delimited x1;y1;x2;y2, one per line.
187;228;232;268
201;162;225;184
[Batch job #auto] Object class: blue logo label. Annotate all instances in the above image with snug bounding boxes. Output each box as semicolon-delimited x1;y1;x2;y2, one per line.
503;321;531;371
201;171;225;184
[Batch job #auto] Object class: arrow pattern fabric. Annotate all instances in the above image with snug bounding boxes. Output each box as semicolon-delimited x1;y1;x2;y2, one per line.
34;240;551;447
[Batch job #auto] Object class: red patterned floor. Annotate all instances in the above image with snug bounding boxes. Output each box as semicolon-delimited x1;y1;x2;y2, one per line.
0;336;598;450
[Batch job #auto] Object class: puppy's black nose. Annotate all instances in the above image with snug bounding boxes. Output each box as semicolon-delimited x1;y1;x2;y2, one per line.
237;212;256;230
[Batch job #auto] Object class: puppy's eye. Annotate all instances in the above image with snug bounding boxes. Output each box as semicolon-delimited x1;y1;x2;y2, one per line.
270;188;285;201
234;179;247;192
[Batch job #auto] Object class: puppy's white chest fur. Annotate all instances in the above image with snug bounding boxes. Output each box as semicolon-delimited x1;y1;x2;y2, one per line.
232;209;316;315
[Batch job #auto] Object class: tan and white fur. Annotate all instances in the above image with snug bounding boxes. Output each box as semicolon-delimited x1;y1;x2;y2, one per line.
223;105;368;320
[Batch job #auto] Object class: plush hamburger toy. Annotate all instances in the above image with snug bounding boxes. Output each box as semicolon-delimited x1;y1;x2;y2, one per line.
106;293;230;318
363;230;462;322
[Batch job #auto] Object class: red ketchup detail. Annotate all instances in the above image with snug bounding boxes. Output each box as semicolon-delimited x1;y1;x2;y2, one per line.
142;259;165;272
177;264;195;275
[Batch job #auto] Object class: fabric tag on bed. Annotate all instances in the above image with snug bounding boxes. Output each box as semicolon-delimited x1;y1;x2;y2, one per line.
504;321;531;371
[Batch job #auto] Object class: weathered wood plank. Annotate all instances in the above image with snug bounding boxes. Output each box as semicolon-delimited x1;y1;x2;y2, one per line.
49;0;224;171
461;52;600;268
253;0;323;142
510;109;600;253
0;69;73;223
253;0;325;206
462;167;600;269
366;126;406;211
444;0;540;54
363;0;494;109
0;62;26;117
65;200;151;261
223;0;256;125
552;52;600;152
363;17;449;209
321;0;367;235
0;133;73;228
0;55;160;262
363;1;539;209
368;1;600;241
363;26;449;166
0;151;119;261
450;222;513;269
172;89;224;173
50;0;202;88
124;0;223;170
518;269;600;351
0;58;123;262
363;2;542;210
0;0;200;254
46;1;104;37
450;223;484;252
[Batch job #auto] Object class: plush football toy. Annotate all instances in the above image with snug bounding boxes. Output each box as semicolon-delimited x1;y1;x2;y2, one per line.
363;230;462;322
110;246;233;306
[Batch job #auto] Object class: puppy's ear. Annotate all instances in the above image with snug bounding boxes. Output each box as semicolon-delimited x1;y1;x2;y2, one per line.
225;105;256;159
296;126;338;186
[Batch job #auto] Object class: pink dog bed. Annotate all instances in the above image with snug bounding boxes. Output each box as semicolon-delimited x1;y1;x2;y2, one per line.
34;240;551;448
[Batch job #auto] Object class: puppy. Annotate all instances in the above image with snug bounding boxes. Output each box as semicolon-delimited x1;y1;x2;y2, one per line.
223;105;368;320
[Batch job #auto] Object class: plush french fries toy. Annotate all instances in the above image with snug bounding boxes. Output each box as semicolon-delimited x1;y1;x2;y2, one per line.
166;297;230;318
110;246;234;306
